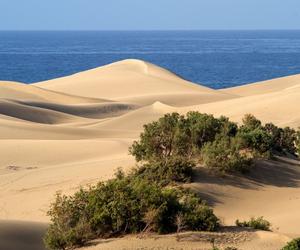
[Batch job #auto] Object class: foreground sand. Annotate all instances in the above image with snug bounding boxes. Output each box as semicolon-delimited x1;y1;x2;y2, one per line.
80;229;290;250
1;59;300;249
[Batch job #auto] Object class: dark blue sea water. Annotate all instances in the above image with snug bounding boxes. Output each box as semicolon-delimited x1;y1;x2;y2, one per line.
1;30;300;89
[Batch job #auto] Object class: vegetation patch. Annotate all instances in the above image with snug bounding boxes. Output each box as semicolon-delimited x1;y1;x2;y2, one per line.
235;216;271;231
45;112;299;249
130;112;300;174
282;238;300;250
44;170;219;249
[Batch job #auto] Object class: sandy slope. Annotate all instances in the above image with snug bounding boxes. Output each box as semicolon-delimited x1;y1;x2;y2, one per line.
81;230;290;250
1;59;300;249
35;59;236;106
183;84;300;128
222;73;300;96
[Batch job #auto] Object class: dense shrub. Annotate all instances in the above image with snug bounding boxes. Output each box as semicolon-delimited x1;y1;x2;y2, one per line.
44;173;219;249
185;112;230;149
235;216;271;231
264;123;297;155
218;116;238;137
179;190;219;231
239;114;274;156
239;115;298;156
280;127;297;155
87;176;181;235
237;127;272;156
242;114;262;130
129;113;190;162
131;156;195;186
45;112;299;249
201;136;253;173
282;238;300;250
264;123;283;152
130;112;238;163
44;191;92;250
131;112;299;174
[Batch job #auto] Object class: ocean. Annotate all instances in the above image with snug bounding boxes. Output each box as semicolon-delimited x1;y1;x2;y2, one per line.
1;30;300;89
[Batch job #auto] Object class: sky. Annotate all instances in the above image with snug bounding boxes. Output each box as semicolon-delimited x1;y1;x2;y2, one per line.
1;0;300;30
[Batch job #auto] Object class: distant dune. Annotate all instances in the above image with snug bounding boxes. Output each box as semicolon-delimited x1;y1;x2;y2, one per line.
35;59;236;106
1;59;300;249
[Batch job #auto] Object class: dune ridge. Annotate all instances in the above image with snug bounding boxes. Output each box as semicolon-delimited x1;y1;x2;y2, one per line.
34;59;236;106
1;59;300;249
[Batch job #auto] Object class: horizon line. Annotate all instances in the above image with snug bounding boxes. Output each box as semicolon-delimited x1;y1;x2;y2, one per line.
1;29;300;32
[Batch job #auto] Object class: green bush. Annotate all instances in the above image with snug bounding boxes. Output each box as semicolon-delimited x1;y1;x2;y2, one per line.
129;113;190;162
131;156;195;186
235;216;271;231
280;127;297;155
239;114;274;156
44;173;219;249
281;238;300;250
185;112;228;149
179;190;219;231
131;112;299;173
237;127;272;156
264;123;297;155
201;136;253;173
45;112;300;249
218;116;238;137
44;191;93;250
264;123;283;152
130;112;238;163
242;114;262;130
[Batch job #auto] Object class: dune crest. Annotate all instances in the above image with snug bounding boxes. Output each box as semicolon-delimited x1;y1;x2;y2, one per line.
34;59;235;106
222;73;300;96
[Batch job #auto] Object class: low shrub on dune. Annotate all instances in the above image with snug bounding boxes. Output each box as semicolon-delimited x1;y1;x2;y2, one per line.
45;112;300;249
201;135;253;174
44;171;219;249
282;238;300;250
235;216;271;231
129;112;238;163
130;112;251;174
131;112;300;175
264;123;297;155
131;156;195;186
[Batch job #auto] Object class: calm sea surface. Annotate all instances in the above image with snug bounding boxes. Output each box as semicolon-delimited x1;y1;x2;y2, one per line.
1;30;300;88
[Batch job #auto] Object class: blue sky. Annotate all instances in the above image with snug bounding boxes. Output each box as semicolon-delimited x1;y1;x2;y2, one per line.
1;0;300;30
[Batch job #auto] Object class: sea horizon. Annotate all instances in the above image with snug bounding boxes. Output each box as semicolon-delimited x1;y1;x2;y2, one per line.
1;30;300;88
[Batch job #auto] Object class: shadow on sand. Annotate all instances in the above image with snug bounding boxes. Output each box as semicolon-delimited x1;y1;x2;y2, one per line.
189;156;300;206
0;220;47;250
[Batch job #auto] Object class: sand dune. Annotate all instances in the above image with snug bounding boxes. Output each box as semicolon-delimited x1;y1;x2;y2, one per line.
188;156;300;236
0;99;84;124
1;59;300;249
14;100;138;119
90;102;175;136
184;83;300;128
222;73;300;96
0;139;134;221
35;59;236;106
0;81;107;104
